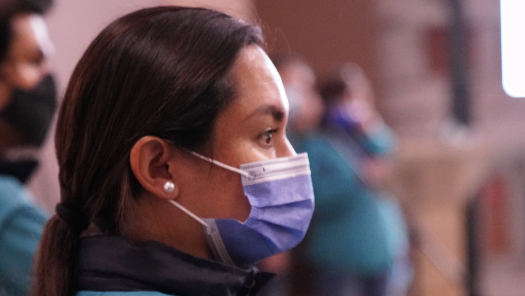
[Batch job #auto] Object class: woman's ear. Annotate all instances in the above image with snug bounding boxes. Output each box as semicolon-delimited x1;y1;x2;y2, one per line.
130;136;180;200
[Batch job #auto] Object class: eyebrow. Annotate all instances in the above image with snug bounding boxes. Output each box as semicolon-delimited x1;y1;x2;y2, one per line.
245;104;285;122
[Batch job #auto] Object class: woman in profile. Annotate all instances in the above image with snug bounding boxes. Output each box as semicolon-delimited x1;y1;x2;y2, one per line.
33;6;314;296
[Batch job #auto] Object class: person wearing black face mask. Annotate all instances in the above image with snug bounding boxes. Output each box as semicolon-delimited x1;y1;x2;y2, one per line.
0;0;56;295
0;73;57;148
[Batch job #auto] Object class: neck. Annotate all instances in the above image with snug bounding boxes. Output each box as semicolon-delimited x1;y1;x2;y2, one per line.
128;194;215;261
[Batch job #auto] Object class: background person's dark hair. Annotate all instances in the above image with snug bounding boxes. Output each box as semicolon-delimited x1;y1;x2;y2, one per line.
34;6;262;296
0;0;53;63
318;62;366;105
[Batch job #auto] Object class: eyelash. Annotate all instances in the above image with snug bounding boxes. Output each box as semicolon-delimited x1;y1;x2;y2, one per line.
261;128;278;146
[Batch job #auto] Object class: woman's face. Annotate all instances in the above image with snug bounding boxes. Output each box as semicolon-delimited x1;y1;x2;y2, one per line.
177;45;295;222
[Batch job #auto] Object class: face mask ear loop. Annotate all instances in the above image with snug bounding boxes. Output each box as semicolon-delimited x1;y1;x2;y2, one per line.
168;200;236;267
202;219;236;267
189;151;253;179
168;200;209;228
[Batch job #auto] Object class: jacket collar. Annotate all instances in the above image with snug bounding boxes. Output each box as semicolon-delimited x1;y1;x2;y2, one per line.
76;236;274;296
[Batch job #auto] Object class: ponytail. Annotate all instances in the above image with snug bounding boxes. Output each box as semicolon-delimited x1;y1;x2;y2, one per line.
33;214;84;296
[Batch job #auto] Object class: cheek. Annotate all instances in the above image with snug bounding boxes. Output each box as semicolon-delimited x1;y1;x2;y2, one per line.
229;181;251;222
12;63;46;90
202;168;251;221
1;61;45;90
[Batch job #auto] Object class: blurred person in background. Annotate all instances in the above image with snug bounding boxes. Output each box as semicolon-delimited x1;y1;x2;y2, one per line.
0;0;57;295
308;63;411;296
273;54;324;142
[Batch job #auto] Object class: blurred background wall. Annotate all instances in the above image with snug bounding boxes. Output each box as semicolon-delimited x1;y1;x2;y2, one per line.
29;0;525;295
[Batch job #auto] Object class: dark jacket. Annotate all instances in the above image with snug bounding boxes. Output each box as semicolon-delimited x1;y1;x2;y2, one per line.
75;236;274;296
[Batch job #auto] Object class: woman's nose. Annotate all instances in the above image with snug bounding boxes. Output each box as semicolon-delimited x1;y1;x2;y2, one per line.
278;137;297;158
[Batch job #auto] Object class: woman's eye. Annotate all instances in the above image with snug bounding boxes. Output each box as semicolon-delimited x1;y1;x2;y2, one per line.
261;129;277;146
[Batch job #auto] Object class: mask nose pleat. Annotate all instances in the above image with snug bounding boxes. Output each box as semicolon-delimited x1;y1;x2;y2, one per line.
248;200;314;231
243;175;314;207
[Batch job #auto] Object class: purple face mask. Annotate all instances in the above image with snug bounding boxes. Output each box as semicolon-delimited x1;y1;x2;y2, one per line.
169;152;315;267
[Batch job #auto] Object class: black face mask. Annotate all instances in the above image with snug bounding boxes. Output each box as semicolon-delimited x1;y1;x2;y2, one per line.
0;74;58;146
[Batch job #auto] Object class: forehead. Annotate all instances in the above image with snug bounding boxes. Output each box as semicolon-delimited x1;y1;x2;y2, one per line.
227;45;288;117
9;14;52;57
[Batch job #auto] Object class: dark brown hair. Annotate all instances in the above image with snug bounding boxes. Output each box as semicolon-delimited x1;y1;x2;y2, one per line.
318;63;366;105
34;6;262;296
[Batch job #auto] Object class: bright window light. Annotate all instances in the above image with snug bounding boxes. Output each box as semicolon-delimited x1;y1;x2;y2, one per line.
501;0;525;98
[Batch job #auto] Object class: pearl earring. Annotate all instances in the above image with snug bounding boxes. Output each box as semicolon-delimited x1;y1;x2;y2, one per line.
163;181;175;193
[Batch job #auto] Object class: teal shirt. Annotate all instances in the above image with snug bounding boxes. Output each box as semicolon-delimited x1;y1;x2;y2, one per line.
291;128;399;275
0;176;47;296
